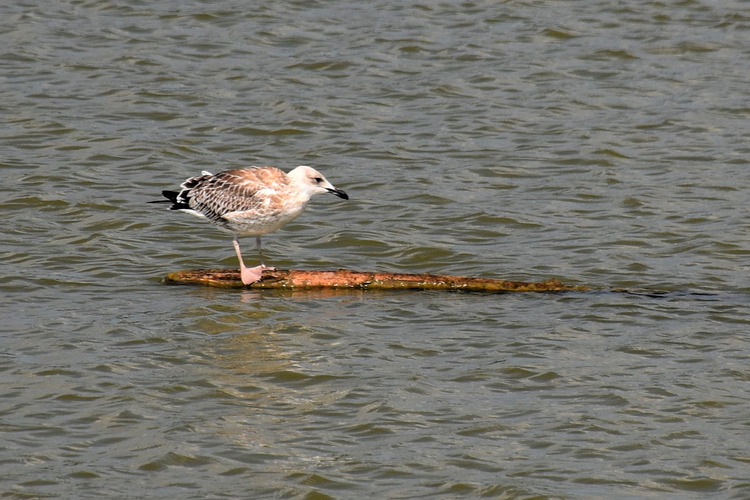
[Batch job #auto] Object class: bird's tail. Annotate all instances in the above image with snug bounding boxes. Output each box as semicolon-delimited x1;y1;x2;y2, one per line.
148;190;189;210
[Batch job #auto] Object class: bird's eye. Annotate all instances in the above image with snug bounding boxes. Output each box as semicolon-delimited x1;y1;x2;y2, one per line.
314;177;323;183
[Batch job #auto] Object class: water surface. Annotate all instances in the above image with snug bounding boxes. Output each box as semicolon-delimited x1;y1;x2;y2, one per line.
2;1;750;498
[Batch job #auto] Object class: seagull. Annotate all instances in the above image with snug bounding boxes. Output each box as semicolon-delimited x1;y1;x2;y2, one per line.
152;165;348;285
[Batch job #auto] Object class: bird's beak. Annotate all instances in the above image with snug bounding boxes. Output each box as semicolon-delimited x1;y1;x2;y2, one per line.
327;188;349;200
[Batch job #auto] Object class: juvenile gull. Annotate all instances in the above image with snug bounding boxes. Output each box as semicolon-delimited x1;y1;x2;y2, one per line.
154;166;348;284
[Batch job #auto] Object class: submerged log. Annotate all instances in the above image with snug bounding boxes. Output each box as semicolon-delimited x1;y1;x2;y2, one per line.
164;268;586;292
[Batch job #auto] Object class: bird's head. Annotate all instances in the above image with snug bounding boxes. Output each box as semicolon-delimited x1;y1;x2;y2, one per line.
289;165;349;200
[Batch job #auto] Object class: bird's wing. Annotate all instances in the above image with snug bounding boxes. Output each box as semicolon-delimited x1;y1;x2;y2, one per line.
186;167;288;221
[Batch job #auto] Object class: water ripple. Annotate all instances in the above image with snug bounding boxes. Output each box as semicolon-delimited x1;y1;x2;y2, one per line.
2;0;750;498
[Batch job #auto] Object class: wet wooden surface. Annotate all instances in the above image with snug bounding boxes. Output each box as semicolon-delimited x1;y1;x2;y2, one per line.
164;268;587;292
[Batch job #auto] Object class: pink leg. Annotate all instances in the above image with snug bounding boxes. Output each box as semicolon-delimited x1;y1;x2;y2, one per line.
233;236;265;285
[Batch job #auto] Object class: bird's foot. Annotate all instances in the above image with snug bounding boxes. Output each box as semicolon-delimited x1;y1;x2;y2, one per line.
240;265;266;285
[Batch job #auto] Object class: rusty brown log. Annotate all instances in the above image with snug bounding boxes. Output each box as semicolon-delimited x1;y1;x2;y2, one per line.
164;268;586;292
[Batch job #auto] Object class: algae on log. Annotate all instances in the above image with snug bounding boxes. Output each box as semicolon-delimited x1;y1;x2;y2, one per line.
164;268;585;292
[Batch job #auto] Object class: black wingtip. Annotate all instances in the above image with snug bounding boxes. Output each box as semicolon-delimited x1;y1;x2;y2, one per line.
148;190;189;209
161;190;179;203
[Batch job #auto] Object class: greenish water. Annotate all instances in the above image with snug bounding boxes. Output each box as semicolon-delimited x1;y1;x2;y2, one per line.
2;1;750;498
